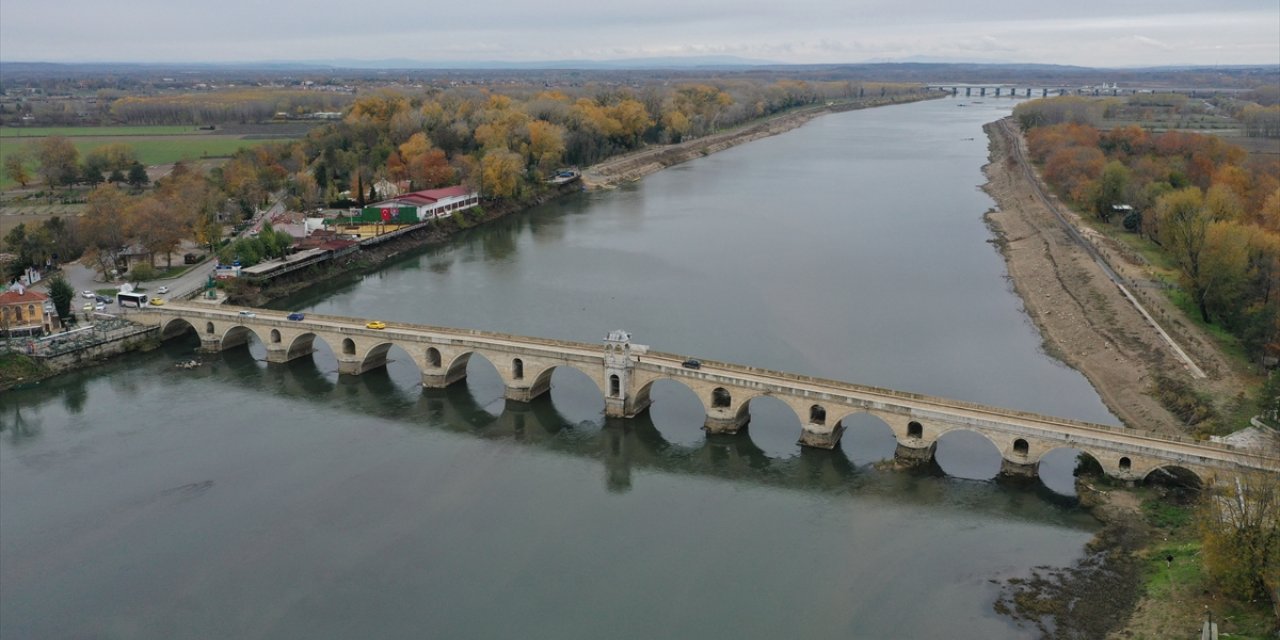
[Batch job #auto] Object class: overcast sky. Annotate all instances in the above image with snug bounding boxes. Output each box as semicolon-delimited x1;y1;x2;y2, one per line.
2;0;1277;67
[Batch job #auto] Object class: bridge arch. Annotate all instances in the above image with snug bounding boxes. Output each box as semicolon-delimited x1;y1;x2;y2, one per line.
831;409;899;465
1141;464;1203;489
221;324;266;352
635;378;706;447
632;376;696;414
528;363;607;400
159;317;198;340
276;331;328;364
1035;446;1105;495
934;428;1003;480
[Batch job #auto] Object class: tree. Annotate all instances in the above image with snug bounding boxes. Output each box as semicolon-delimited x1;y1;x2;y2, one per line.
32;136;80;187
48;276;73;320
480;148;523;199
1197;472;1280;614
81;163;105;188
126;196;186;269
126;162;149;189
81;184;131;278
3;152;30;187
108;168;125;184
1093;160;1130;223
1155;188;1213;321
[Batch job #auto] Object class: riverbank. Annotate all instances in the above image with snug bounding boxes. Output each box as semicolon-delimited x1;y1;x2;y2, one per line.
233;92;942;306
582;91;941;189
981;117;1254;436
982;118;1277;636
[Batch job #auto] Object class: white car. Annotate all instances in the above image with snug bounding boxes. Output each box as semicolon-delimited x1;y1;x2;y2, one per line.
94;302;106;311
157;286;170;294
82;290;95;299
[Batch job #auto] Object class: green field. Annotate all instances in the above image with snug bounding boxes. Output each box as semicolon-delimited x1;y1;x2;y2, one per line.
0;125;210;138
0;137;291;189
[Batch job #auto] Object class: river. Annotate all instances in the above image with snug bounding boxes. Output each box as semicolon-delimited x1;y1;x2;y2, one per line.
2;97;1118;638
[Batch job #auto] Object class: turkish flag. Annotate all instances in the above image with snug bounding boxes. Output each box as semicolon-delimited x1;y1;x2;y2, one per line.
380;208;393;222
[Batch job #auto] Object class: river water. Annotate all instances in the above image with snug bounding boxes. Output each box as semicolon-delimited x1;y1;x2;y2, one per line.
2;97;1118;638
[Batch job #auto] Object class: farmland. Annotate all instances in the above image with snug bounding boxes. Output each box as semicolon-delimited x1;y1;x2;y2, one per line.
0;124;313;189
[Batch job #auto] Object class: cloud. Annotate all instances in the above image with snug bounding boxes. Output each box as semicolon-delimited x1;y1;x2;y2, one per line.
1132;35;1175;51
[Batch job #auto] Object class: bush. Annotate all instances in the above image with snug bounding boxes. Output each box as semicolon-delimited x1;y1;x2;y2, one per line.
129;262;158;281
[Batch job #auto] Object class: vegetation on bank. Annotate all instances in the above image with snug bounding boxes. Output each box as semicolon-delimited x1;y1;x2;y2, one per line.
0;353;50;389
1012;95;1279;435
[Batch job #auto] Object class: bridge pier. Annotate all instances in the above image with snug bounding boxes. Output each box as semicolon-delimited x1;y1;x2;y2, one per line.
704;411;748;435
197;336;224;353
266;342;314;364
798;420;845;450
505;377;552;403
337;353;385;376
422;367;467;388
999;458;1039;479
894;441;935;466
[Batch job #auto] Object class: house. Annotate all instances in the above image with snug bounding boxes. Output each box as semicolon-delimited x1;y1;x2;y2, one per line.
0;285;60;337
367;186;480;222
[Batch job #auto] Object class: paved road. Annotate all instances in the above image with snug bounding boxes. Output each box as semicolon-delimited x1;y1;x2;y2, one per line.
51;258;217;307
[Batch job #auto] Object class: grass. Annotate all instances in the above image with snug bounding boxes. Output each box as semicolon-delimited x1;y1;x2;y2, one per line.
1142;498;1192;530
0;136;291;189
0;125;208;138
0;353;49;387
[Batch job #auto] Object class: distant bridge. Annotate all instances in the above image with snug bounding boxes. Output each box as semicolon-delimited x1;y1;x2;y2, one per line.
133;304;1278;486
925;84;1255;98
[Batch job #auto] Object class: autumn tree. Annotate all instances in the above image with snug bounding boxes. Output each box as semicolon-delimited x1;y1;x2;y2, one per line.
1197;472;1280;615
3;151;31;187
83;143;138;174
126;196;187;270
526;119;566;175
480;148;523;199
80;184;131;277
32;136;80;187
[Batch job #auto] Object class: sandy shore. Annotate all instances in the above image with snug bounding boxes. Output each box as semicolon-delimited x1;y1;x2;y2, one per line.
981;117;1250;434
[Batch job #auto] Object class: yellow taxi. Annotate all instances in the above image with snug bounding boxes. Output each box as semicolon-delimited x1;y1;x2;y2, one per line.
365;320;387;330
150;297;166;306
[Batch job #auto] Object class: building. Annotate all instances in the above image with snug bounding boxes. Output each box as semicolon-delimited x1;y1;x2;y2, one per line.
0;285;60;337
367;186;480;222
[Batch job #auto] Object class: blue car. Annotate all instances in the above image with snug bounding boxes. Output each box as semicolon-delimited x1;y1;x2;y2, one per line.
287;312;305;321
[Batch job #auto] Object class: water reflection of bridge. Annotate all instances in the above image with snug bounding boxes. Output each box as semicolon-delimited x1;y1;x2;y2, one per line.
150;343;1144;519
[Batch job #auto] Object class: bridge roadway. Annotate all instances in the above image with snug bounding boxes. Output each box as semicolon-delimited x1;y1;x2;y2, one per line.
135;303;1279;486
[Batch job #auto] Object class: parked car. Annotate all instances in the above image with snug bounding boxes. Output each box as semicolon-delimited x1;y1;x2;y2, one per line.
150;298;166;306
682;359;702;369
157;286;169;294
287;312;305;321
95;295;112;304
94;303;106;311
238;310;256;318
82;290;95;299
365;320;387;330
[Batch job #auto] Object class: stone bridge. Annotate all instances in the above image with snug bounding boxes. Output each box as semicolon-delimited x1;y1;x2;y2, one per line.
134;304;1279;486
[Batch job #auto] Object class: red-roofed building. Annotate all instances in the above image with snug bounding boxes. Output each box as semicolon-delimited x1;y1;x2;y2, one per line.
370;185;479;221
0;286;60;337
